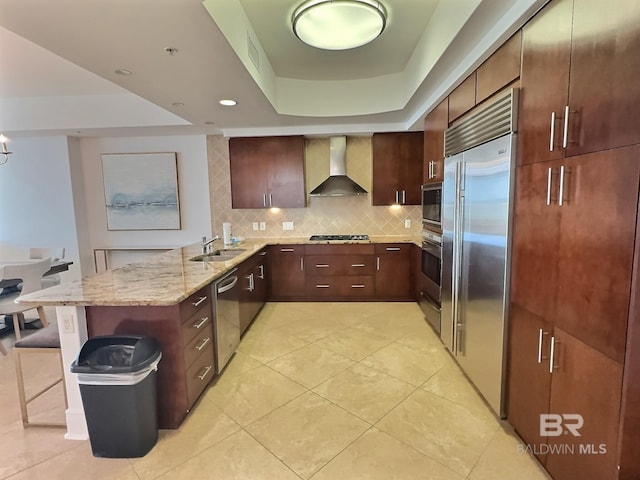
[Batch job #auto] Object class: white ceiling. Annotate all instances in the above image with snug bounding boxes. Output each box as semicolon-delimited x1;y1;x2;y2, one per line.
0;0;547;138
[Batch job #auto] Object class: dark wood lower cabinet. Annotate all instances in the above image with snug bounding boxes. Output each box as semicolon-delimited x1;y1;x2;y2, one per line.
375;244;412;300
85;286;215;429
238;250;268;334
268;245;306;300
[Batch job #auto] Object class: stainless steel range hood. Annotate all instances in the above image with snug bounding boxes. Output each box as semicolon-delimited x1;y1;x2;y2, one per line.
308;136;368;196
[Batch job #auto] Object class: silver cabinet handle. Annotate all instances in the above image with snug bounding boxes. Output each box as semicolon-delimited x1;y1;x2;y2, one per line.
537;328;549;363
386;247;401;251
546;167;552;206
259;251;267;256
300;257;304;271
558;165;565;207
562;105;570;149
376;257;380;270
193;317;209;329
550;112;556;152
351;284;365;288
395;190;399;204
197;365;213;381
269;193;273;207
315;264;330;268
316;284;330;288
196;337;211;352
351;264;365;267
258;264;265;279
191;296;207;307
247;273;254;292
263;193;267;207
402;190;406;204
549;336;556;373
280;248;294;252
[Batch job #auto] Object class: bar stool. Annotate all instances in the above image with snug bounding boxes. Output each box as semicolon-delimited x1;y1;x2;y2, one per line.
13;323;67;428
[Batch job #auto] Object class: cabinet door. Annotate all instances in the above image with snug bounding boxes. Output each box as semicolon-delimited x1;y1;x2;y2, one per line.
546;328;622;480
398;132;424;205
510;162;561;320
566;0;640;157
375;245;412;299
237;257;257;334
476;31;522;104
372;133;402;206
448;72;476;123
517;0;572;166
229;137;269;208
423;98;448;183
506;304;552;465
555;146;640;363
269;246;306;299
265;136;306;208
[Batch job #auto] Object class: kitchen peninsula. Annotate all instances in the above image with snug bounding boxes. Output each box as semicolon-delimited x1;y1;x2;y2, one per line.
18;236;420;439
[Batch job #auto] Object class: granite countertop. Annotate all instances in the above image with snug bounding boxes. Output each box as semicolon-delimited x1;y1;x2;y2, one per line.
18;235;421;307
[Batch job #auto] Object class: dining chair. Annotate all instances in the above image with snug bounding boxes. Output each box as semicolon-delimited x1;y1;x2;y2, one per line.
29;248;65;288
0;258;52;341
13;322;67;427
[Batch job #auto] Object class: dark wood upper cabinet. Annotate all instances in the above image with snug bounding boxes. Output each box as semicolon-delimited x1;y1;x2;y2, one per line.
423;98;448;184
372;132;423;206
448;72;476;123
518;0;640;165
229;136;306;209
476;31;522;104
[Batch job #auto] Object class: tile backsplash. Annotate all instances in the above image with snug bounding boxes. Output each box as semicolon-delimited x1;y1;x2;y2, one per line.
207;135;422;239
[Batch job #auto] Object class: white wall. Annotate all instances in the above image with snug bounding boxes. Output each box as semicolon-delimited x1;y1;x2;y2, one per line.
0;136;82;281
0;134;212;278
79;135;212;271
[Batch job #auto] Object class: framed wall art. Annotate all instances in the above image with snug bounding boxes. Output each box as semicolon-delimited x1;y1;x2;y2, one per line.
101;152;181;230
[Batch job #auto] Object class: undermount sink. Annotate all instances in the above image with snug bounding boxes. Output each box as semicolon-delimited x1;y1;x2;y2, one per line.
189;248;246;262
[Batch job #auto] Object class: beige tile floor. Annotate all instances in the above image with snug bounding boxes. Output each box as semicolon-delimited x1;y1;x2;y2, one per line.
0;303;551;479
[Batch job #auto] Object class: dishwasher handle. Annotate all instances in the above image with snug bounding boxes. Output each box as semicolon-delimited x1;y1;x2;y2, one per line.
217;269;238;294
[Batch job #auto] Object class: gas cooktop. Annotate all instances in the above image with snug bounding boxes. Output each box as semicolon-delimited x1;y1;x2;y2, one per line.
309;234;370;241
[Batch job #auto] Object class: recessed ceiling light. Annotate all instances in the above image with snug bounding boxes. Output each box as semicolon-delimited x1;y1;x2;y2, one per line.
114;69;133;76
164;47;179;55
205;121;216;125
219;99;237;106
172;102;185;107
292;0;387;50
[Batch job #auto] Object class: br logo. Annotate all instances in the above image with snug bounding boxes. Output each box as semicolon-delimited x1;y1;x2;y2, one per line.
540;414;584;437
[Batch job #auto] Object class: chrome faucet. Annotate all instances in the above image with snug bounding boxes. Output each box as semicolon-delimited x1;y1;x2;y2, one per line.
201;235;220;254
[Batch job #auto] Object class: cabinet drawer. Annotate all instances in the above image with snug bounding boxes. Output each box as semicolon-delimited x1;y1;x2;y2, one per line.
271;245;305;255
306;275;374;297
306;255;375;276
305;244;374;255
180;286;211;321
186;341;215;406
184;323;213;370
181;303;212;346
374;243;412;255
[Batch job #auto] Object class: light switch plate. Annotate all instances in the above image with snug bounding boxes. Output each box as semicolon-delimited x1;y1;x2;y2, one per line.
260;222;266;230
282;221;294;231
62;314;75;334
252;222;259;231
404;218;411;229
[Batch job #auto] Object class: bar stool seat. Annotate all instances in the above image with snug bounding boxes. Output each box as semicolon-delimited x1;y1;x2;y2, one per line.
14;323;68;428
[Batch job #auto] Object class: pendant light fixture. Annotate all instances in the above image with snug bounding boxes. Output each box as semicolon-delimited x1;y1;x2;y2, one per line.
292;0;387;51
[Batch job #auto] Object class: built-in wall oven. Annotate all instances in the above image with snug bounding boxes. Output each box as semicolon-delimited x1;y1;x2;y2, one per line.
420;228;442;333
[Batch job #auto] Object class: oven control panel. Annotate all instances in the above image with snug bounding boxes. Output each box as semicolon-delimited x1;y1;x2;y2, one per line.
422;229;442;246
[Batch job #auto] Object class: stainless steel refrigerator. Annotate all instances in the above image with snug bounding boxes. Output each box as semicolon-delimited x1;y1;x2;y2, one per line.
441;90;517;417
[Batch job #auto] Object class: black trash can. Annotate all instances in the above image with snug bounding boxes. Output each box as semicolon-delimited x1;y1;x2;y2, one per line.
70;335;162;458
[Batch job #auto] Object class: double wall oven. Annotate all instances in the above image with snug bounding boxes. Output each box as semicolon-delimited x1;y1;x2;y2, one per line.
420;183;443;333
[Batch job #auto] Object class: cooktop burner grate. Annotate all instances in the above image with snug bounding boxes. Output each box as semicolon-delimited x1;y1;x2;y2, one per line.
309;234;370;241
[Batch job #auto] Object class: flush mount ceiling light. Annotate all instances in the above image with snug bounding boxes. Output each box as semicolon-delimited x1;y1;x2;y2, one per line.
292;0;387;50
219;99;237;106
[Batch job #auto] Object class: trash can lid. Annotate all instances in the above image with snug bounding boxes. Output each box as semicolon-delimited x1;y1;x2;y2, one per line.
71;335;161;374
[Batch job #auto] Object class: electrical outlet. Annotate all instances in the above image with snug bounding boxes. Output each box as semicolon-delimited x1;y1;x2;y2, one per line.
260;222;266;230
282;221;294;231
62;314;74;334
252;222;259;231
404;218;411;229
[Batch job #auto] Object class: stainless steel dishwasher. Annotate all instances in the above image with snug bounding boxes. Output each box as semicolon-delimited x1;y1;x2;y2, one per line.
211;268;240;374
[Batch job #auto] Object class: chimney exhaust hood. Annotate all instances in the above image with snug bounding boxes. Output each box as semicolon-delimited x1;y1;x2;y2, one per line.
308;136;368;196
